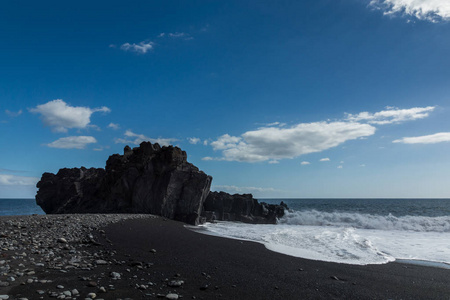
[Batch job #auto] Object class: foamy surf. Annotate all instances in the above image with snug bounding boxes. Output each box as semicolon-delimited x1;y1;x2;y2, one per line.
197;209;450;266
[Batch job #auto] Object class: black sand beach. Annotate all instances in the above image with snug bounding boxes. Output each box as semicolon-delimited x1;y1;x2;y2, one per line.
1;215;450;299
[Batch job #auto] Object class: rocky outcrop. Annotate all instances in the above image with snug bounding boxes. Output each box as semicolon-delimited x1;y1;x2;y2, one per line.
202;191;287;224
36;142;212;225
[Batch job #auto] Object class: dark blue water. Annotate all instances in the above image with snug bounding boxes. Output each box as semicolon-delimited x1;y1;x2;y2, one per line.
261;198;450;217
0;198;45;216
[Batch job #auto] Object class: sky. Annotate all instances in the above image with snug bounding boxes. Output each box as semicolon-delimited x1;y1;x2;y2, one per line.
1;0;450;198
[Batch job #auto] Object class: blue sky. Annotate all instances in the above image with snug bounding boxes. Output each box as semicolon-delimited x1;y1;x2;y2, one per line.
1;0;450;198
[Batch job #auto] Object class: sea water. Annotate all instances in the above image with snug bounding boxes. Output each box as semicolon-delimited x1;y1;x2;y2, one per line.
0;198;44;216
199;198;450;267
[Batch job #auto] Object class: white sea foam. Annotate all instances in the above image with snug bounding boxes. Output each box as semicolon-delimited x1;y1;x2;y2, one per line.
280;210;450;232
199;211;450;266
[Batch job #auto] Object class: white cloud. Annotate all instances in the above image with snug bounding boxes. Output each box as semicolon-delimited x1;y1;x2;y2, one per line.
268;160;279;164
370;0;450;22
108;123;120;130
46;136;97;149
0;174;39;186
337;165;343;169
115;130;176;146
188;137;201;144
393;132;450;144
203;140;209;146
120;41;154;54
5;109;23;117
169;32;186;38
29;99;110;133
301;161;311;165
202;156;214;161
320;158;330;162
210;122;375;162
346;106;435;125
212;185;277;194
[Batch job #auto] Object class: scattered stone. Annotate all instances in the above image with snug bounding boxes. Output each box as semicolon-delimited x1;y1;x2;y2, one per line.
87;292;96;299
98;286;107;293
87;281;98;287
165;294;179;300
168;280;184;287
200;284;209;290
330;276;340;281
57;285;64;289
150;249;157;253
95;260;108;265
110;272;121;280
57;238;68;244
0;296;9;300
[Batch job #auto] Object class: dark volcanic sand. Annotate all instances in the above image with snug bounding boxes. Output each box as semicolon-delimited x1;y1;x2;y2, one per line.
5;216;450;299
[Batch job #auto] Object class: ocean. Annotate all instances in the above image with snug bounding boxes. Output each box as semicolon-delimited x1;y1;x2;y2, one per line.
3;198;450;268
0;198;44;216
198;198;450;268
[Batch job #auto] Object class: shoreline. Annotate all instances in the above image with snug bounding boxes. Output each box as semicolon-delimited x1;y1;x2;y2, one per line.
1;215;450;299
188;222;450;270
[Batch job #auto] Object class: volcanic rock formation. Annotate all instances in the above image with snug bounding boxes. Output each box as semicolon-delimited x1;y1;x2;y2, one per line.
36;142;287;225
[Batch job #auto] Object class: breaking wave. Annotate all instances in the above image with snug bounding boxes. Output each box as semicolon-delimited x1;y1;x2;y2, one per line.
279;210;450;232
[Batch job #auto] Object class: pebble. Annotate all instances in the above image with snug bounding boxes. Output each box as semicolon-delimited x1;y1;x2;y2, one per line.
87;292;97;299
110;272;121;280
165;294;179;300
87;281;98;287
95;260;108;265
57;238;68;244
0;296;9;300
168;280;184;287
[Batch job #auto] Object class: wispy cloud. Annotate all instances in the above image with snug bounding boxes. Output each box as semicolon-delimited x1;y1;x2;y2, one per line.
188;137;201;144
159;32;193;40
46;136;97;149
29;99;110;133
370;0;450;22
345;106;435;125
120;41;154;54
115;130;176;146
393;132;450;144
0;174;39;186
108;123;120;130
5;109;23;117
319;158;330;162
301;161;311;165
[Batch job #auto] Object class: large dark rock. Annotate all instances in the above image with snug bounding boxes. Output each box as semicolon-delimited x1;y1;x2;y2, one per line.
202;191;287;224
36;142;212;225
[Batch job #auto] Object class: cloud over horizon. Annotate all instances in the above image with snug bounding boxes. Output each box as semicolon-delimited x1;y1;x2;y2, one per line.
212;185;277;195
0;174;39;186
370;0;450;22
30;99;110;133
